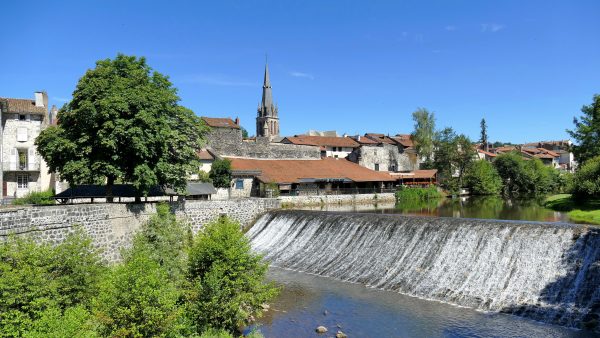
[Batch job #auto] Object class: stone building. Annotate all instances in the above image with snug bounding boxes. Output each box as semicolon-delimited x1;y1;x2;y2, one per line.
256;62;279;139
347;134;417;172
281;135;360;159
0;92;52;199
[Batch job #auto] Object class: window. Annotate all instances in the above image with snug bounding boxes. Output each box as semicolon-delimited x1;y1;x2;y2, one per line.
18;150;27;170
374;163;380;171
17;174;28;189
17;127;28;142
235;179;244;189
19;114;26;121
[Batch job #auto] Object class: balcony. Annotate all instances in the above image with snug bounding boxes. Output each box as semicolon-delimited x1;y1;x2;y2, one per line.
3;162;41;172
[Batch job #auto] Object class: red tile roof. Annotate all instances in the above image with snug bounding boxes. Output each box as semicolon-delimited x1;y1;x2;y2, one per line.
391;134;414;148
283;135;360;148
477;149;497;157
365;133;396;145
228;157;395;184
201;117;240;129
197;149;215;160
348;135;379;145
0;98;47;114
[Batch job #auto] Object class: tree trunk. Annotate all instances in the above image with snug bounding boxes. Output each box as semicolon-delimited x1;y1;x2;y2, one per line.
106;177;115;203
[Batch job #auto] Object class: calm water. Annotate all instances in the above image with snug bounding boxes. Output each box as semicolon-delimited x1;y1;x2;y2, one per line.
299;195;572;223
252;268;595;338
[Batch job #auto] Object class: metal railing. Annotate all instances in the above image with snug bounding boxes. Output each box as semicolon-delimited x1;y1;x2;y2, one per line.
2;162;41;171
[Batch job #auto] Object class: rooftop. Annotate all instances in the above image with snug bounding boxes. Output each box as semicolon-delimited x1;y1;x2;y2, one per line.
228;157;395;184
201;117;240;129
0;97;47;114
282;135;360;148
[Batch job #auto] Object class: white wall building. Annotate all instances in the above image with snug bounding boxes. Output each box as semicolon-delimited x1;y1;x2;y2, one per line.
0;92;52;199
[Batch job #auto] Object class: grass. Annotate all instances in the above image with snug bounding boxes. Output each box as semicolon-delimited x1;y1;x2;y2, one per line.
544;194;600;225
395;186;442;202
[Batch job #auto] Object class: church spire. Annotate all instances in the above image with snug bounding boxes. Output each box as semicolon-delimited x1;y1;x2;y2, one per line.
261;61;274;115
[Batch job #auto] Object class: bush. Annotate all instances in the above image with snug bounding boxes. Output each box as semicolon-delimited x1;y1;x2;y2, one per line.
0;230;104;337
23;306;98;338
395;186;441;201
93;246;184;337
209;159;232;188
494;152;561;196
186;216;278;333
571;155;600;198
464;160;502;195
12;189;54;205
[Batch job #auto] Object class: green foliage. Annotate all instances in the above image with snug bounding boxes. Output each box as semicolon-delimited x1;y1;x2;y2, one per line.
493;152;561;196
433;128;476;188
241;127;249;139
198;170;212;183
93;245;183;337
209;158;232;188
186;216;278;333
411;108;436;168
35;54;208;196
23;306;98;338
567;94;600;164
395;186;442;201
568;209;600;225
0;231;104;337
479;118;488;149
464;160;503;195
12;189;55;205
264;182;280;197
571;155;600;198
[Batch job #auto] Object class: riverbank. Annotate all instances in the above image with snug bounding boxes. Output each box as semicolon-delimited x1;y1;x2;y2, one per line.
544;194;600;225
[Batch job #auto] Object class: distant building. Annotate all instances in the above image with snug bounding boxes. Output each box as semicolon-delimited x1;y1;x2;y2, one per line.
281;135;360;159
0;92;52;199
256;62;279;139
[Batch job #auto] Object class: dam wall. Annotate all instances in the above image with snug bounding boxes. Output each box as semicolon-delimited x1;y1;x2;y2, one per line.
247;210;600;331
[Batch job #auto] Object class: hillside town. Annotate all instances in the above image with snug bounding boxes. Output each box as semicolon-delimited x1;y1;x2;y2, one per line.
0;63;577;202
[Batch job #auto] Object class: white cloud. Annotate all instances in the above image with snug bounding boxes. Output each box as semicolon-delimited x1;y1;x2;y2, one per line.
290;71;314;80
481;23;505;33
179;74;255;86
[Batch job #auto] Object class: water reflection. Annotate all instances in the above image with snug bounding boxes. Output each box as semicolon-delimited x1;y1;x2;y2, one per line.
253;268;594;338
360;195;571;223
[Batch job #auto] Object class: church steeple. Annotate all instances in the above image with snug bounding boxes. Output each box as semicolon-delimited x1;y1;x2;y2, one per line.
256;60;279;138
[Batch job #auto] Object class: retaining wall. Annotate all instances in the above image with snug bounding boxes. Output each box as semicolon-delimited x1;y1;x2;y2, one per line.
279;193;396;207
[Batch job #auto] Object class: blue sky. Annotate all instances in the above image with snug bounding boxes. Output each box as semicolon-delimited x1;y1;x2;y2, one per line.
1;1;599;143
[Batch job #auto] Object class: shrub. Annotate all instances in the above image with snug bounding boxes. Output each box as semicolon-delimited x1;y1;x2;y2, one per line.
93;246;183;337
209;159;232;188
571;155;600;198
395;186;441;201
12;189;54;205
0;230;104;337
464;160;502;195
494;152;561;196
186;216;278;333
23;306;98;338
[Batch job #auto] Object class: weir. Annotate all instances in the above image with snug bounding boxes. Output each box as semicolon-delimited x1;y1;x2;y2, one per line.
247;210;600;330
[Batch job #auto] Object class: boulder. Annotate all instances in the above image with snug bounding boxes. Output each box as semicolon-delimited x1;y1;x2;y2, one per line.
315;325;328;334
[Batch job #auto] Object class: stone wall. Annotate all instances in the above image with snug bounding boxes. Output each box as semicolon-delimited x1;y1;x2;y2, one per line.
0;198;280;262
206;127;320;159
349;144;415;172
279;193;396;207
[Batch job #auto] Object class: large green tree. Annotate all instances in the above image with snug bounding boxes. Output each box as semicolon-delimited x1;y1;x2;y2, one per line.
35;54;207;198
479;118;488;151
411;108;436;168
464;160;502;195
433;128;476;189
567;94;600;164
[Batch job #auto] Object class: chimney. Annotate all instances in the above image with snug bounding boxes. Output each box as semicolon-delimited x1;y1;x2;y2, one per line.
235;117;240;126
50;105;58;124
34;91;48;109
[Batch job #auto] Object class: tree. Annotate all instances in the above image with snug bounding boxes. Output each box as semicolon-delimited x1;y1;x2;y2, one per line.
209;158;232;188
494;152;561;196
433;128;475;189
480;118;488;151
464;160;502;195
35;54;208;199
241;127;249;139
567;94;600;164
186;216;278;333
571;155;600;198
411;108;436;168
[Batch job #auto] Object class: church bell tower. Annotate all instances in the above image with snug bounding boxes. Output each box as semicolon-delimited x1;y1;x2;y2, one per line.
256;62;279;139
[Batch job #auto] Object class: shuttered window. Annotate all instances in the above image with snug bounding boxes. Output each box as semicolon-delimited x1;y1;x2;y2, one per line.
16;128;27;142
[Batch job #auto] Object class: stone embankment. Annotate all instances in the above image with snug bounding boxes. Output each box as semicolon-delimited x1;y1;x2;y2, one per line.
0;198;279;262
279;192;395;208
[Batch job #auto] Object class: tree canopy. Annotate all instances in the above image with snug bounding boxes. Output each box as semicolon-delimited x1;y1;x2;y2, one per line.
35;54;207;196
209;158;232;188
567;94;600;164
411;108;436;168
479;118;488;151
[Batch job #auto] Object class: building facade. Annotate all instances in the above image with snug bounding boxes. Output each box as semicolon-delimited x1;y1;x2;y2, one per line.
0;92;52;199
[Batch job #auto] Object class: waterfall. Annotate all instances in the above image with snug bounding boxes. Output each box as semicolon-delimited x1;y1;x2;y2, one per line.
247;210;600;330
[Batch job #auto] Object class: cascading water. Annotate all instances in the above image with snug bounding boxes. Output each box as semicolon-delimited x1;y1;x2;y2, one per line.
247;210;600;331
